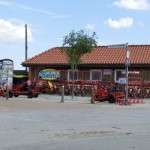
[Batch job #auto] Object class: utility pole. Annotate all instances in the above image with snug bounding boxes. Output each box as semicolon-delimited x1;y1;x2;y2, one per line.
125;43;130;105
25;24;28;70
108;43;130;105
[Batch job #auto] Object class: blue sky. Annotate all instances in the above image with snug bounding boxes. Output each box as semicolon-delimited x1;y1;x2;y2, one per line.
0;0;150;70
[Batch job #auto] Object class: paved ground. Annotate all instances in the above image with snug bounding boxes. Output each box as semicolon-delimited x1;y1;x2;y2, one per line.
0;95;150;150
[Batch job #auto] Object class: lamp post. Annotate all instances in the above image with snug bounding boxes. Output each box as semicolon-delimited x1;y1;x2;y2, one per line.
108;43;129;104
125;43;130;104
25;24;28;71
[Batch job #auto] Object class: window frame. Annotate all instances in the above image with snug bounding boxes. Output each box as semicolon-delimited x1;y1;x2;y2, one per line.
90;69;102;80
67;69;79;80
115;69;125;83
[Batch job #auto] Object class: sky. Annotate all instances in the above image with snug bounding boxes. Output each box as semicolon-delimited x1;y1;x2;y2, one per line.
0;0;150;70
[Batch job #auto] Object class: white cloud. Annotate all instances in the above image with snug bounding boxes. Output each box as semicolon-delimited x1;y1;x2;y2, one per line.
104;17;134;29
0;0;70;19
86;24;96;30
0;1;9;6
0;19;32;43
52;15;70;19
113;0;150;10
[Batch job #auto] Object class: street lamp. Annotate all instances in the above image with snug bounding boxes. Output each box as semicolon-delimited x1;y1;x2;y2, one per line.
25;24;28;71
108;43;130;104
125;43;130;104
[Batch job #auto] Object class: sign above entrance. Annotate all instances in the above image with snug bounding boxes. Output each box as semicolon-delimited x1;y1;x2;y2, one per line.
108;43;128;48
38;69;60;80
119;78;126;84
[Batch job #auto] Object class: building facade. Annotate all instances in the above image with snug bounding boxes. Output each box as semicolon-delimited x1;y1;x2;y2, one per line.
22;45;150;84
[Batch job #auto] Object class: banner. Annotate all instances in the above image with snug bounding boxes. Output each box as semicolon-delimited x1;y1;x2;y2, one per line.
119;78;126;84
38;69;60;80
1;59;13;88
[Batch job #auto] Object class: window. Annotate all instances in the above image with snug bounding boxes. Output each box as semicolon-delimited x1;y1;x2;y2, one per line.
90;70;102;80
82;71;90;80
68;70;78;80
60;70;67;80
103;69;112;82
115;70;125;83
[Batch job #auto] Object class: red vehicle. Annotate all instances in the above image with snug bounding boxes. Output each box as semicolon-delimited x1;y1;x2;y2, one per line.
12;81;39;98
37;79;60;94
94;84;125;103
0;85;13;98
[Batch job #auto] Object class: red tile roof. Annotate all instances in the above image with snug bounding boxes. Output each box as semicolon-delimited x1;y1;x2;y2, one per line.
22;45;150;66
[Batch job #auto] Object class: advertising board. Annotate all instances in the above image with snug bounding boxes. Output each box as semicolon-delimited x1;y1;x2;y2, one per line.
1;59;13;88
38;69;60;80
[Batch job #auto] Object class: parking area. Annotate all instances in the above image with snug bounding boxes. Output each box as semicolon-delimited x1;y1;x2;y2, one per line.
0;94;149;112
0;95;150;150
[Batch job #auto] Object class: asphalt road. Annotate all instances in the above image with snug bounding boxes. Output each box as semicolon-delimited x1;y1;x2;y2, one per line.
0;95;150;150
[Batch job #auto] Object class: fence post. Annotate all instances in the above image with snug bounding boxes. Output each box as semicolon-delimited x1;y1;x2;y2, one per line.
61;85;64;103
91;87;95;104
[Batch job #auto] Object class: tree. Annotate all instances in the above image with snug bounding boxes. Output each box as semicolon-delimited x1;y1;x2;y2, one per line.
62;29;97;99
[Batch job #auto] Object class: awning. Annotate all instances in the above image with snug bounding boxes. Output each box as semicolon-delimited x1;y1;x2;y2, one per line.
13;74;28;78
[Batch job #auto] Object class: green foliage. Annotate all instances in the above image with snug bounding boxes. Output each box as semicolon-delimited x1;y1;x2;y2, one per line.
62;30;97;67
61;29;97;99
